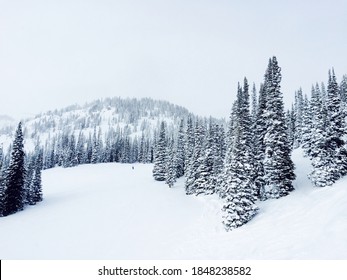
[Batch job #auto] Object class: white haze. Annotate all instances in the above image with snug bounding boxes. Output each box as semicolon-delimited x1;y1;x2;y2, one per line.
0;0;346;119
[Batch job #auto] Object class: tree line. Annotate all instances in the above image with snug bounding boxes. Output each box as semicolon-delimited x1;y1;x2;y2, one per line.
152;56;347;231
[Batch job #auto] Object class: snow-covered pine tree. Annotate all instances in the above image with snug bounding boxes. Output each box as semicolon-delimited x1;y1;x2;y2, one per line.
251;83;258;122
91;127;101;164
84;133;93;164
252;83;267;199
185;119;206;195
222;117;258;230
192;119;215;195
208;122;226;195
293;88;304;148
301;88;316;156
340;75;347;108
262;57;295;199
308;82;332;186
68;134;78;167
76;131;86;165
165;138;176;188
184;116;195;175
152;121;167;181
23;152;35;205
28;148;43;205
0;151;6;216
310;69;347;185
139;133;146;163
175;119;185;178
3;122;26;216
285;106;295;149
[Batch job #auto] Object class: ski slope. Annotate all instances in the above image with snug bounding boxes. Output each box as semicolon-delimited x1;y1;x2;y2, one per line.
0;149;346;259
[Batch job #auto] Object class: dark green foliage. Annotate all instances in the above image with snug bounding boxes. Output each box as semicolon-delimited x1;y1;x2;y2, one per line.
3;123;26;216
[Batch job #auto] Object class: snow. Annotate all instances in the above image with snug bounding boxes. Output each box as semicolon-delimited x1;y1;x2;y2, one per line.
0;148;346;259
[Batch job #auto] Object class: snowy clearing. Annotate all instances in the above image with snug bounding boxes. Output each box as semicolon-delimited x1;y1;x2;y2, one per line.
0;149;346;259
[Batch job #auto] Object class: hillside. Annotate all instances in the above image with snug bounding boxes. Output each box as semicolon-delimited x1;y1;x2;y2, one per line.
0;96;196;151
0;97;206;170
0;148;346;259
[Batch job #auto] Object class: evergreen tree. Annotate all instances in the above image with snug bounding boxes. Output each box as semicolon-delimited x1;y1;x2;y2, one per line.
28;149;43;205
262;57;295;199
185;119;206;195
222;124;258;231
76;131;85;164
3;122;26;216
293;88;304;148
208;122;225;194
91;127;101;164
184;116;195;175
175;119;186;178
310;70;347;186
0;151;6;216
285;106;295;148
251;83;258;122
340;75;347;108
252;83;267;199
192;121;214;195
152;121;167;181
301;88;316;156
165;138;176;188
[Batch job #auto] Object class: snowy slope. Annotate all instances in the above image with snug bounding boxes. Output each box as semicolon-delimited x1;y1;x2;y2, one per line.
0;97;196;153
0;149;346;259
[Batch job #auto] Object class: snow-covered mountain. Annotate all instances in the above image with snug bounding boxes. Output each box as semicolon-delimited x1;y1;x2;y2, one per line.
0;97;202;162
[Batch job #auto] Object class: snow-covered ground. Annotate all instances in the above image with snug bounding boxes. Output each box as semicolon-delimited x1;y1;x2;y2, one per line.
0;149;346;259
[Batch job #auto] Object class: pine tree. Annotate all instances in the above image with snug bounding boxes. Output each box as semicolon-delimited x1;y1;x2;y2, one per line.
184;116;195;175
152;121;167;181
251;83;258;122
301;88;315;156
207;122;225;195
76;131;85;164
293;89;304;148
340;75;347;108
28;149;43;205
262;57;295;199
91;127;102;164
325;69;347;178
3;122;26;216
252;83;267;199
310;70;347;186
222;125;258;230
0;152;6;216
165;138;176;188
175;119;185;178
193;121;214;195
185;119;206;195
220;79;259;230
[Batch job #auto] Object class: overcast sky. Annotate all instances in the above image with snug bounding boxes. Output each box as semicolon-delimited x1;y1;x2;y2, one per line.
0;0;346;120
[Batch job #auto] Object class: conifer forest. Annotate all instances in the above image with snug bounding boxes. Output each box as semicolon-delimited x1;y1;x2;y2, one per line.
1;56;347;232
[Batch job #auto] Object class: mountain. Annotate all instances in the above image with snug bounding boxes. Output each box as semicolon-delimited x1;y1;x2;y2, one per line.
0;97;204;168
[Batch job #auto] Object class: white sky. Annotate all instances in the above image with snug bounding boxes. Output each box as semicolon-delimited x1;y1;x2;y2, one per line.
0;0;346;119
